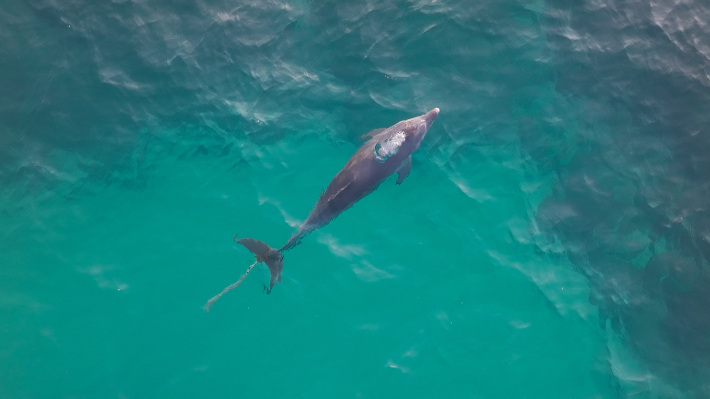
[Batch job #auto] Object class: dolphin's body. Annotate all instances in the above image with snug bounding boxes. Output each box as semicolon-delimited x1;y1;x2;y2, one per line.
215;108;439;301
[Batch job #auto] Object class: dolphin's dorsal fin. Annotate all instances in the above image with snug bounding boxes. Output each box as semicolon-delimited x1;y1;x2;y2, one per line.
360;128;386;141
396;156;412;185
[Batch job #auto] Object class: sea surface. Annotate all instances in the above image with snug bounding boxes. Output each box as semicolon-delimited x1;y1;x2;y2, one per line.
2;0;710;397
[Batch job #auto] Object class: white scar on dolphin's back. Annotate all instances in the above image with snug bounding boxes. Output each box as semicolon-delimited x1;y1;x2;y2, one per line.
374;131;406;163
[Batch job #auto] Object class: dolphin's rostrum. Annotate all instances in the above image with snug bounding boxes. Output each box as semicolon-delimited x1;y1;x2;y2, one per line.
204;108;439;311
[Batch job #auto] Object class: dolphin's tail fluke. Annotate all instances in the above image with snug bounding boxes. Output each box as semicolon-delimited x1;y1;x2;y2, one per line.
202;236;283;312
236;237;283;291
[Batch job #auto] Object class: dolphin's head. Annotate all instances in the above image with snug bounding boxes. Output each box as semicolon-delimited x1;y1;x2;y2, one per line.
401;107;439;150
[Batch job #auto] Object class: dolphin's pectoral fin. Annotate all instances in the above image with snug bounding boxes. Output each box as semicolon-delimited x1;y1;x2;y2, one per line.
396;156;412;185
360;128;386;141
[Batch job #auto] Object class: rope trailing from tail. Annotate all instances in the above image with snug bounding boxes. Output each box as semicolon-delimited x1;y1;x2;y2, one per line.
203;260;258;313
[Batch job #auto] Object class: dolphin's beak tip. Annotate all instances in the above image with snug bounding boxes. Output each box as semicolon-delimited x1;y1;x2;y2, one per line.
424;108;440;126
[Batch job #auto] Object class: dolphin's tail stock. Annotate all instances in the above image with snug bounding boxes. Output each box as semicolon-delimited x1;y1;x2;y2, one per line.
202;236;283;312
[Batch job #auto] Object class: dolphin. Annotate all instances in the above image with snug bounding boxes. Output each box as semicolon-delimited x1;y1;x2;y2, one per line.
204;108;439;310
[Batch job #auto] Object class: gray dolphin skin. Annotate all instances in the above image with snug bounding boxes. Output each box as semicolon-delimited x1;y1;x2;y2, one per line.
204;108;439;310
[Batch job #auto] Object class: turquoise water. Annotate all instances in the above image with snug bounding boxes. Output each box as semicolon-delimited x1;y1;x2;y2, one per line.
2;0;710;397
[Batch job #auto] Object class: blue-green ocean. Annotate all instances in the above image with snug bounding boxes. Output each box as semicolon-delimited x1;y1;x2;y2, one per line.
2;0;710;397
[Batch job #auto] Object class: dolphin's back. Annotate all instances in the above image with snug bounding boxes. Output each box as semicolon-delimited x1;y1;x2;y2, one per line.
280;139;399;251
